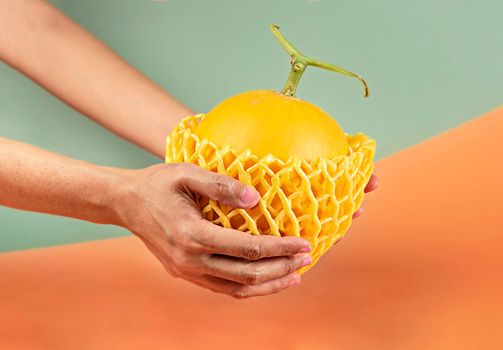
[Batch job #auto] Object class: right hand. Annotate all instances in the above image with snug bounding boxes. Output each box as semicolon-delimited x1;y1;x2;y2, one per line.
110;163;313;299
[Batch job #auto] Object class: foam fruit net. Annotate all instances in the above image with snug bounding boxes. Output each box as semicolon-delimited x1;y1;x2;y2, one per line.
166;114;376;274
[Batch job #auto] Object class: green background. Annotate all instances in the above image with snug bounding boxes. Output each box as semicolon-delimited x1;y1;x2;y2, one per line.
1;0;502;252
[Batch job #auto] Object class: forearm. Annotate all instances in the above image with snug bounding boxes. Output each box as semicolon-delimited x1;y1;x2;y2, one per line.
0;0;193;158
0;137;127;225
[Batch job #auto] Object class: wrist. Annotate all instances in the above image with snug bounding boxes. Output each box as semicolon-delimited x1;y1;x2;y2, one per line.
99;167;138;228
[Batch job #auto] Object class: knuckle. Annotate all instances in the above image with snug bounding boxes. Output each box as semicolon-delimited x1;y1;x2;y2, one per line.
270;281;286;295
172;252;196;273
278;244;292;257
172;224;202;252
231;287;252;300
213;175;232;196
242;266;264;285
177;232;200;252
197;228;214;248
283;257;297;275
241;243;263;260
173;223;189;237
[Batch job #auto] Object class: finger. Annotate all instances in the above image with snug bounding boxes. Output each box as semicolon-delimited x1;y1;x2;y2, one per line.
365;174;378;193
176;163;259;208
197;221;312;260
193;272;301;299
204;253;312;285
352;207;363;218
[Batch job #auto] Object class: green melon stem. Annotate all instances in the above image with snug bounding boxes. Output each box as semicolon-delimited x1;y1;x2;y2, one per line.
269;24;369;98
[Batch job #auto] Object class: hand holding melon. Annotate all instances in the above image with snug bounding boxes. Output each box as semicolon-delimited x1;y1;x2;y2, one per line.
166;24;376;274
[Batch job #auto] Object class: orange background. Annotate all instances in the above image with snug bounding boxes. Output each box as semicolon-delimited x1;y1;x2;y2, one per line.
1;107;502;349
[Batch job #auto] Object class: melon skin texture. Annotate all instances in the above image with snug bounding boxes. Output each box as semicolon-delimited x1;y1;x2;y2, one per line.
165;113;375;274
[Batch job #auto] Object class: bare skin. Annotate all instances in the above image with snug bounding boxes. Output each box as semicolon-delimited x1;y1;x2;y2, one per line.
0;0;189;158
0;1;377;298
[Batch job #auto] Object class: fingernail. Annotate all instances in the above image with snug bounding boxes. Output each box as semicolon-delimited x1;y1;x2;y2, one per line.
300;255;312;267
289;274;301;287
241;186;259;206
299;244;312;253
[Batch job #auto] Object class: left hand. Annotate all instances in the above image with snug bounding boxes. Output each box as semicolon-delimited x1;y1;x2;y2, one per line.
353;174;379;219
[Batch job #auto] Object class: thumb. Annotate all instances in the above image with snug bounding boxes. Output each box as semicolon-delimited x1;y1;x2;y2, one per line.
176;163;259;208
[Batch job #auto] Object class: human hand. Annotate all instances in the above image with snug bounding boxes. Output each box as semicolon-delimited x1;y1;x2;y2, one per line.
353;174;379;219
112;163;313;299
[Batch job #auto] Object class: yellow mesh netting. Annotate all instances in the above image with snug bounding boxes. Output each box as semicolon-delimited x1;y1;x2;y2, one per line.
165;114;376;274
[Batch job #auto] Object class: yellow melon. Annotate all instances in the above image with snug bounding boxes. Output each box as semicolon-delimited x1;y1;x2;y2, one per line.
166;24;375;274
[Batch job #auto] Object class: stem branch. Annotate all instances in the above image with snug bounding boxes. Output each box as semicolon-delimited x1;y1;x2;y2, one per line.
269;24;369;98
